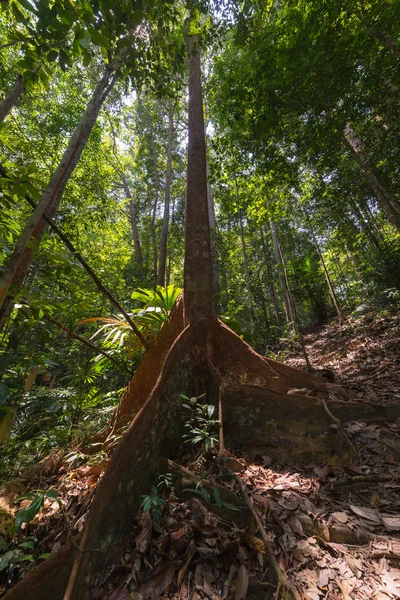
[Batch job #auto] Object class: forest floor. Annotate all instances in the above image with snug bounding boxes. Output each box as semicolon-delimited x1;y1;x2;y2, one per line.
1;309;400;600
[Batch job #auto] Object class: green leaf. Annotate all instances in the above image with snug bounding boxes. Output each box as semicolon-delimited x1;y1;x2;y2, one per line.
47;50;58;62
0;382;10;402
18;541;34;549
14;554;34;562
0;551;15;572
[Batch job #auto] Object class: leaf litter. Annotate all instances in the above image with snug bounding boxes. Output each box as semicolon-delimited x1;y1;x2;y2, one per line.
1;310;400;599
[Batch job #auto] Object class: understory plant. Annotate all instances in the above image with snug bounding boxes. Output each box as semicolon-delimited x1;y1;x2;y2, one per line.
180;393;219;463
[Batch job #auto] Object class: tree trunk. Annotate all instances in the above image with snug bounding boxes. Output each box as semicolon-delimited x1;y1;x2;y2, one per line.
233;170;257;347
206;156;220;298
343;128;400;230
302;212;344;324
260;226;281;326
270;220;292;323
183;35;214;333
157;107;174;286
0;75;24;124
121;174;142;265
0;66;116;311
270;220;311;367
150;129;159;287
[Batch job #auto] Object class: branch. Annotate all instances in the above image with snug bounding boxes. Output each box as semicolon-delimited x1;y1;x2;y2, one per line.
0;165;149;350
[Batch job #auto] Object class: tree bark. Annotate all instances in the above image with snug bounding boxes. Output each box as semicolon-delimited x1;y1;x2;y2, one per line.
184;35;214;334
343;128;400;230
206;156;220;298
0;65;117;311
0;75;24;124
157;106;174;286
121;174;142;265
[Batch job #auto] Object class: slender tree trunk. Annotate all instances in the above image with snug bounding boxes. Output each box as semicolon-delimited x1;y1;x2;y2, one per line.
233;171;257;347
260;226;281;326
150;130;159;287
270;220;311;367
352;200;381;251
270;220;292;323
0;66;116;311
310;228;344;324
184;35;214;334
343;128;400;230
300;208;344;324
157;107;174;286
0;75;24;124
121;174;142;265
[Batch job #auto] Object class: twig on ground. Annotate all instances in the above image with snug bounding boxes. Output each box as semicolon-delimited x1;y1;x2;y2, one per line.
220;459;302;600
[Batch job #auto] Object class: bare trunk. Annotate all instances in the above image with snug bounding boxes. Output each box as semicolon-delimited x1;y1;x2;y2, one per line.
234;171;257;347
270;220;311;367
343;128;400;230
312;231;344;324
270;220;292;323
157;107;173;286
121;174;142;265
150;131;159;287
0;75;24;124
184;35;214;333
301;209;344;324
0;66;116;310
260;226;281;326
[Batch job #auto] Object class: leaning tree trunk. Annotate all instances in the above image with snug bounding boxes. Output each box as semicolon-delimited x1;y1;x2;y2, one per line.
343;128;400;230
121;173;142;265
0;75;24;124
0;65;116;311
157;106;173;286
8;25;400;600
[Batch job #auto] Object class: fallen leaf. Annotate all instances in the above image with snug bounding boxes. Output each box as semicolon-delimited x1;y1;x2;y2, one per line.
107;585;130;600
332;512;349;524
136;511;153;554
349;504;381;524
370;493;380;508
235;565;249;600
382;516;400;531
140;562;175;597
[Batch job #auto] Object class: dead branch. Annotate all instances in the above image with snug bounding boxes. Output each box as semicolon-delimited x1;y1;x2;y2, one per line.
327;473;400;488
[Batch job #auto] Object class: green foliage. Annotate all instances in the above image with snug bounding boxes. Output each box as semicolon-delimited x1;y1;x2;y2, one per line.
14;489;60;534
180;394;219;462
